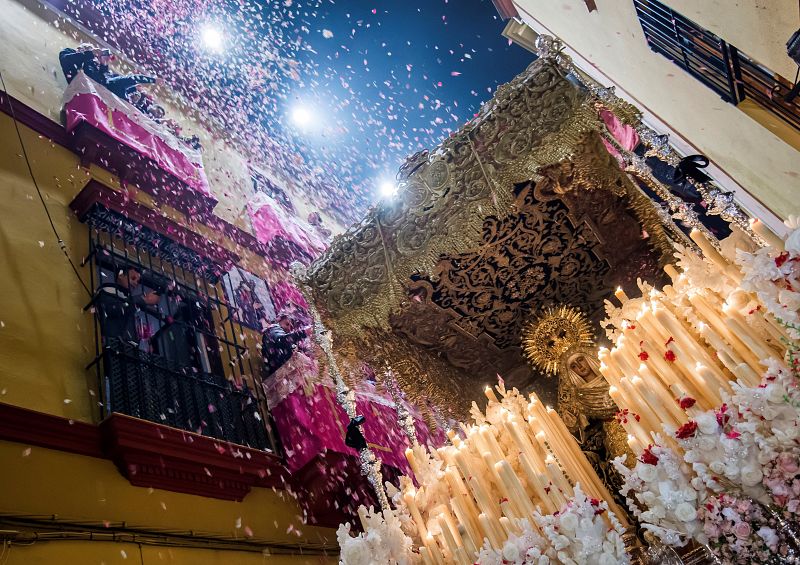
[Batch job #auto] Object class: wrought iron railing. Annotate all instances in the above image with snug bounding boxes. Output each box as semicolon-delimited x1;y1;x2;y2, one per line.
634;0;800;133
81;203;277;452
103;340;269;449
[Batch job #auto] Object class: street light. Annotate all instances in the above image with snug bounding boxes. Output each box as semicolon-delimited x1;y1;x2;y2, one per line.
200;24;225;52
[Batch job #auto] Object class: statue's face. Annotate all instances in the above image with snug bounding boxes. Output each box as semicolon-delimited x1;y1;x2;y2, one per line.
568;354;593;379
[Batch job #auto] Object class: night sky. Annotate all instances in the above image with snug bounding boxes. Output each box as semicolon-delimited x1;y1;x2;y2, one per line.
66;0;534;220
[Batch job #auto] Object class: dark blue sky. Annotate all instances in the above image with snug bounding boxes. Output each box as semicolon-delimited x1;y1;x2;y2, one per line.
68;0;534;219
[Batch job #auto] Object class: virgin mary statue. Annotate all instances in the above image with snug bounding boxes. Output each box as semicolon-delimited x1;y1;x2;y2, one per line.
555;344;617;441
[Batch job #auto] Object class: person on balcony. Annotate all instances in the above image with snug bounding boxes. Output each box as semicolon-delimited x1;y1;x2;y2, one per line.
95;266;160;345
261;313;309;380
59;43;157;100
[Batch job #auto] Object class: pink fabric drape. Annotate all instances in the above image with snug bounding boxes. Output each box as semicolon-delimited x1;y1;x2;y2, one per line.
248;194;328;260
599;107;640;165
271;383;444;476
63;72;212;198
270;280;309;312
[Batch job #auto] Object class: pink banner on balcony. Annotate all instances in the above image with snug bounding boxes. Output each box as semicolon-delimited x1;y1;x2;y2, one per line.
63;72;211;199
248;193;328;261
270;380;443;476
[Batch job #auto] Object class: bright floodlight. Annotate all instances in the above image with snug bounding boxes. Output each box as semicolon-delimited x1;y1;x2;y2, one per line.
379;180;398;198
291;105;313;128
201;25;224;51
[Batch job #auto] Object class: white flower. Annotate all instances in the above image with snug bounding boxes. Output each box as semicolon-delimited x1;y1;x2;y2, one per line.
637;464;658;482
559;512;579;533
778;289;800;312
599;554;617;565
709;461;725;475
697;437;717;452
785;228;800;254
674;502;697;522
757;526;780;549
502;541;520;562
695;412;718;435
741;465;764;487
552;534;570;550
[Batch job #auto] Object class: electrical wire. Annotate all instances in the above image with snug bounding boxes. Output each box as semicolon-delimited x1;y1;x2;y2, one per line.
0;69;92;298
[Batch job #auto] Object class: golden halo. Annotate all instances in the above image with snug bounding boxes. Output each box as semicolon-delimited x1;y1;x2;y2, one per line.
522;305;594;376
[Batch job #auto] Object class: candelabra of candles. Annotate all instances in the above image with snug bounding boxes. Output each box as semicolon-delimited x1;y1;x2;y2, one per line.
396;385;628;565
599;229;790;455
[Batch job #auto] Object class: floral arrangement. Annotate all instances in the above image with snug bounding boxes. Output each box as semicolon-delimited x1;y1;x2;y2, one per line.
534;484;629;565
700;493;789;564
613;441;706;547
737;222;800;339
615;350;800;561
337;506;418;565
475;519;549;565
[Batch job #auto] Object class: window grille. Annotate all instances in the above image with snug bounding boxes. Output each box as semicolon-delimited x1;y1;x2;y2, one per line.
634;0;800;132
82;204;275;451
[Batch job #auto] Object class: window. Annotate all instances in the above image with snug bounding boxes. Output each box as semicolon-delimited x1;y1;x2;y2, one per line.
634;0;800;134
83;204;275;451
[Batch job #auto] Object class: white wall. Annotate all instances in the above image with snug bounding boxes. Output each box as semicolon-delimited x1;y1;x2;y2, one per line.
513;0;800;222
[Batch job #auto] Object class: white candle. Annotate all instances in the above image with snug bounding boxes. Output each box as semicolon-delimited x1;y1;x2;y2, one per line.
750;218;785;252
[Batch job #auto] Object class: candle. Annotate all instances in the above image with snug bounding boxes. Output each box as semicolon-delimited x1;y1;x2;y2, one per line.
519;453;557;515
750;218;785;252
499;516;516;538
733;363;760;387
445;468;483;547
484;386;499;403
664;264;680;282
496;460;537;519
478;513;502;549
437;515;461;562
615;286;629;304
424;533;445;565
468;476;499;520
406;447;421;479
689;228;733;275
357;506;370;531
419;546;434;565
404;489;429;540
627;433;641;454
638;362;687;420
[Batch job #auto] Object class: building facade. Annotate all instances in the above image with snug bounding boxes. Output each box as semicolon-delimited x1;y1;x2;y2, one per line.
497;0;800;230
0;0;428;563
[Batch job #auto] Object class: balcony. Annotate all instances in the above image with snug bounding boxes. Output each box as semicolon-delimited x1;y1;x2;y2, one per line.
102;340;269;450
64;72;217;216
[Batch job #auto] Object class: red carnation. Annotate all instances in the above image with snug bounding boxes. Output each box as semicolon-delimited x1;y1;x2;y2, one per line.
639;350;650;361
640;446;659;466
776;252;790;268
716;404;730;427
678;396;696;410
664;350;677;363
675;420;698;439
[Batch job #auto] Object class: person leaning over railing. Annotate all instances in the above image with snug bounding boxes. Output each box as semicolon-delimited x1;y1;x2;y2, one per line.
261;313;310;381
59;43;158;100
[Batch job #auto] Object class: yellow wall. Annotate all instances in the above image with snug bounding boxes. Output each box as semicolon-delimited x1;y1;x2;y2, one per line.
2;543;335;565
513;0;800;220
0;84;338;565
0;4;345;558
0;440;337;563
